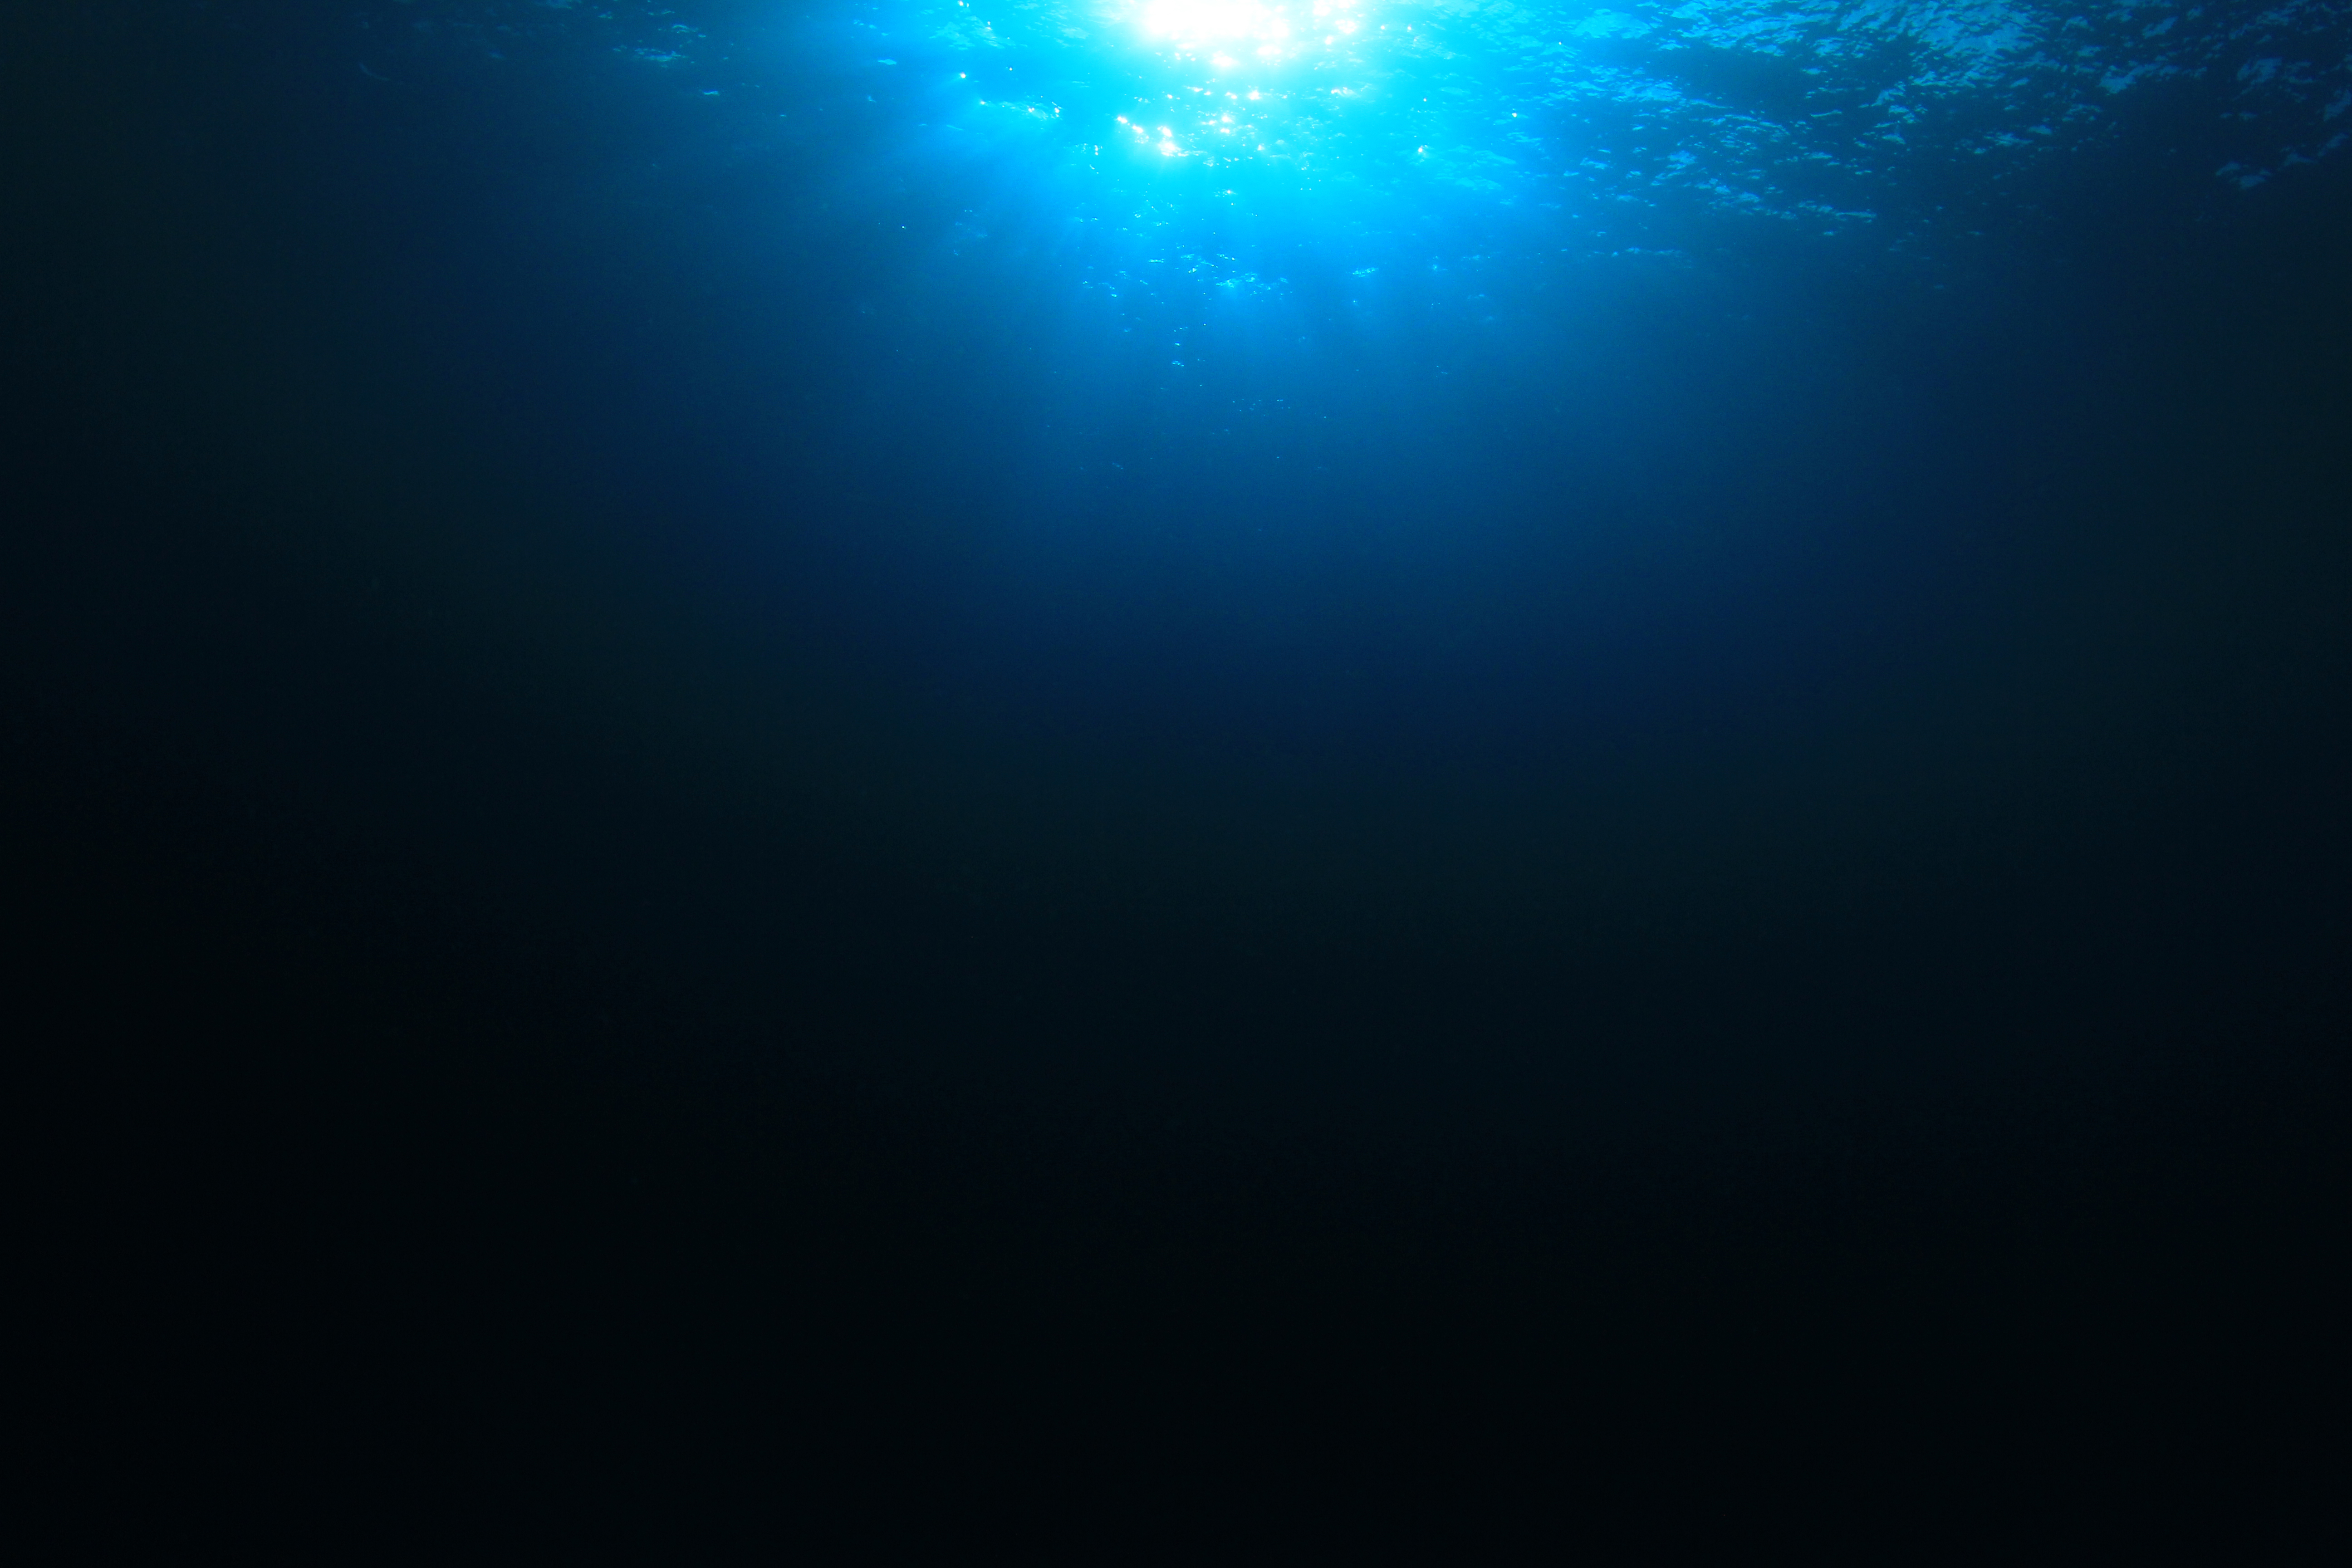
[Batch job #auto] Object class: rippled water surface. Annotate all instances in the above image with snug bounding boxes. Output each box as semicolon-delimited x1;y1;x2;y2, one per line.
360;2;2351;232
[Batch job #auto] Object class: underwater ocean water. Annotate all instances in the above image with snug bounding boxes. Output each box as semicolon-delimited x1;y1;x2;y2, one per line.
7;0;2351;1552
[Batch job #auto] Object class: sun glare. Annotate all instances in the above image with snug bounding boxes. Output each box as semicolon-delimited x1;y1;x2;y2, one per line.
1133;0;1364;60
1142;0;1290;46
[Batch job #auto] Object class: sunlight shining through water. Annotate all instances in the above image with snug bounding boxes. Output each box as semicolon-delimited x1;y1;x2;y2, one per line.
880;0;2352;246
335;0;2352;477
1115;0;1379;165
353;3;2352;278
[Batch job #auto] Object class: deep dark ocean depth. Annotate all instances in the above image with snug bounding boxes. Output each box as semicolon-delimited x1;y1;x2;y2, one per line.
9;0;2349;1553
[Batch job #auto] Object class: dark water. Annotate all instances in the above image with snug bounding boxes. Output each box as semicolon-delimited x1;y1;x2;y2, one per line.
10;0;2349;1551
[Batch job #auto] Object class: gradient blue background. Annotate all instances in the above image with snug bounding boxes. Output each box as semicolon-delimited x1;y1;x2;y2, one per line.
10;1;2349;1554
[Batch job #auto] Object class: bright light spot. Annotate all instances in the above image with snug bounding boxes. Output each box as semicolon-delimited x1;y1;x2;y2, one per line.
1140;0;1296;47
1099;0;1379;173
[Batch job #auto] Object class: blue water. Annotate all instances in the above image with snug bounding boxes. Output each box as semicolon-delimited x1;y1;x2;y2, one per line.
10;5;2352;1541
358;0;2345;728
16;1;2352;1139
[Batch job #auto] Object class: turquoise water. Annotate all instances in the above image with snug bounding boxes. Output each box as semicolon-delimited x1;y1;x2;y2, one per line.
392;2;2352;231
343;2;2351;600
